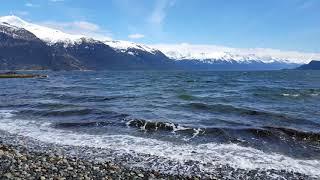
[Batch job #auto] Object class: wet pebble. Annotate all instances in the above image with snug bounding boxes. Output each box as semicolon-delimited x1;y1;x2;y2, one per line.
0;143;186;179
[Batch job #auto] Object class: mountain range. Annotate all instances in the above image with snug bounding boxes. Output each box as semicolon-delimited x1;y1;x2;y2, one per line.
0;15;317;71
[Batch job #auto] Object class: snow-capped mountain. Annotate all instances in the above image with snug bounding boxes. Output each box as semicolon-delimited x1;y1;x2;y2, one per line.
0;15;158;55
103;40;158;55
0;15;174;70
0;15;316;70
0;15;84;44
0;21;39;41
151;44;320;64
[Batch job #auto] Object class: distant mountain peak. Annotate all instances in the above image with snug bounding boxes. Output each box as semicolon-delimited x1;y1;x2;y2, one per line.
0;15;159;56
0;15;84;44
103;40;158;55
0;15;27;25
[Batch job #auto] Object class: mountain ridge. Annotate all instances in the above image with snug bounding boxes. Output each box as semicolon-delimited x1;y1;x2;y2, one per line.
296;60;320;70
0;18;175;70
0;15;314;71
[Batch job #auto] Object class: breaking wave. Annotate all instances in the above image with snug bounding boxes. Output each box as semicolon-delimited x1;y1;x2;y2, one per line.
52;117;320;145
0;110;320;178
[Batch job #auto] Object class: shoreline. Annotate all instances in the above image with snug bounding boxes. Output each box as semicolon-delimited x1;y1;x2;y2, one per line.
0;131;196;180
0;129;316;179
0;73;48;79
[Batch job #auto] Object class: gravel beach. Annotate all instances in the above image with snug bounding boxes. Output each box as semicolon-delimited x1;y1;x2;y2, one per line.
0;130;317;180
0;131;314;180
0;131;198;180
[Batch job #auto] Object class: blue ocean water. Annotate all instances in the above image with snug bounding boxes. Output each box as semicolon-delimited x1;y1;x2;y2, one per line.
0;70;320;178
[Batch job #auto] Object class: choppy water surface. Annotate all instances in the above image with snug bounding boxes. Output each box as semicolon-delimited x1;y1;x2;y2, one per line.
1;70;320;179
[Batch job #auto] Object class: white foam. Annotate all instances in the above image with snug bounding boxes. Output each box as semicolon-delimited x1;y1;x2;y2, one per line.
282;93;300;97
0;110;16;119
192;128;202;138
0;112;319;178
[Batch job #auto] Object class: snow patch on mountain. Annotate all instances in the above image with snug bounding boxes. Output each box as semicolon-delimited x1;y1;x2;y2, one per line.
103;40;158;55
0;15;157;55
0;21;38;41
0;21;17;34
0;15;84;44
151;43;320;64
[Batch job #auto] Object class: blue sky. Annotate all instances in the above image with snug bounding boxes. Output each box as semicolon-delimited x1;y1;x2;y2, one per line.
1;0;320;52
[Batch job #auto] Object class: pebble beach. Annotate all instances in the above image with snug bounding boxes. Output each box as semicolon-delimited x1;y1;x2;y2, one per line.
0;131;196;180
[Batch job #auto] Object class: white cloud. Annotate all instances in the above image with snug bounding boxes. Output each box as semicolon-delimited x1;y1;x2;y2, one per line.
149;0;175;26
40;21;112;41
111;0;175;38
150;43;320;64
25;3;40;7
128;33;145;39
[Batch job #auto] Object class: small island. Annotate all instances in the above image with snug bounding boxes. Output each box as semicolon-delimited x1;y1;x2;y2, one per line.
0;72;47;78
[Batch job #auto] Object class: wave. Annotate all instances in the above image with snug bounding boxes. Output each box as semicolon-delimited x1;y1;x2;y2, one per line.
30;102;80;109
17;108;129;119
0;103;30;109
184;102;320;127
11;106;320;144
19;108;95;117
43;93;136;103
127;119;188;131
0;110;320;178
53;121;114;128
281;93;319;97
45;85;98;91
253;87;320;99
124;119;320;143
0;110;16;119
187;102;291;118
265;126;320;142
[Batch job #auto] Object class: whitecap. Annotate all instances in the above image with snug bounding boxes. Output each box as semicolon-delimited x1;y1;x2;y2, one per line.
0;110;16;119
